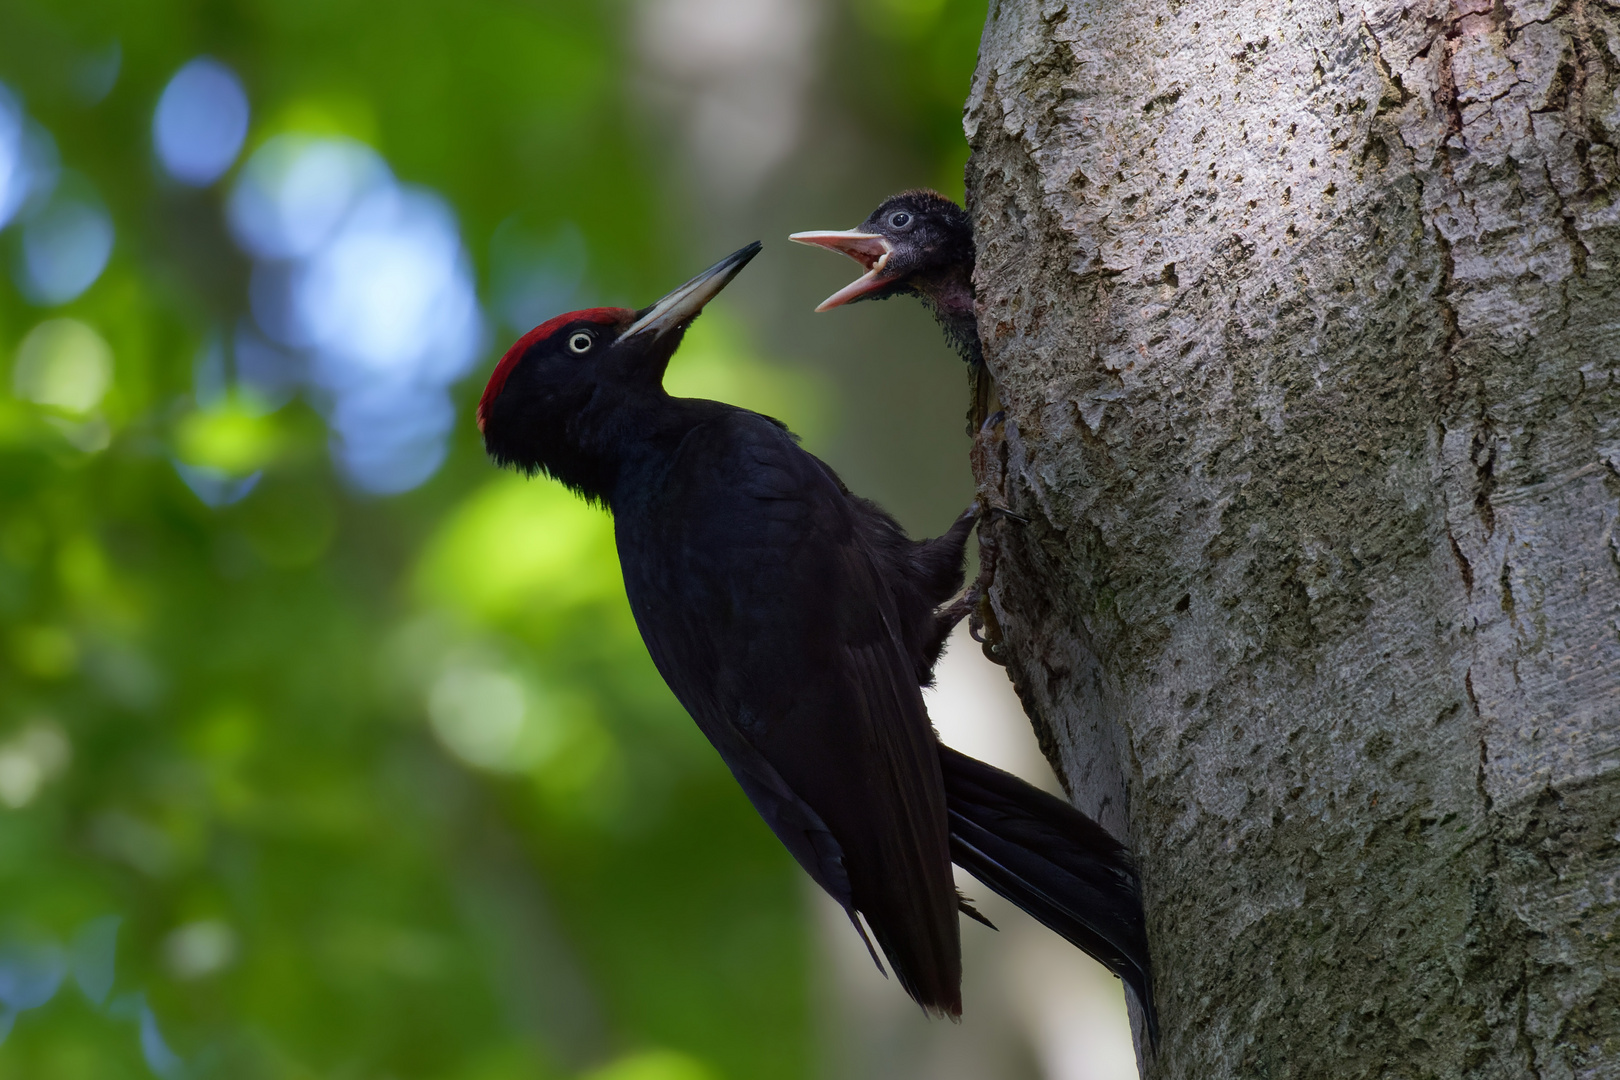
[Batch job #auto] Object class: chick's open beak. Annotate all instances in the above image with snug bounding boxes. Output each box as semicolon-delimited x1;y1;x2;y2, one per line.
788;230;895;311
622;242;762;342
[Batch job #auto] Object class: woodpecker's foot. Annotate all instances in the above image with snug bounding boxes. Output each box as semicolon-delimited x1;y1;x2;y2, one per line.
934;584;981;636
968;596;1011;666
964;408;1014;664
975;602;1010;666
966;507;1011;665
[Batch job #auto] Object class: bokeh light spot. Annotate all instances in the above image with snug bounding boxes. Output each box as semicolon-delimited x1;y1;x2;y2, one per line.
163;920;236;980
228;135;389;261
228;134;482;494
0;84;60;233
0;940;66;1011
153;58;249;185
18;194;113;304
582;1049;720;1080
0;84;24;228
70;916;120;1006
72;41;121;105
174;398;281;473
172;462;262;508
296;187;478;380
88;812;176;878
137;995;184;1079
0;721;72;808
428;665;527;771
326;382;455;494
415;476;620;620
232;321;302;409
11;318;113;413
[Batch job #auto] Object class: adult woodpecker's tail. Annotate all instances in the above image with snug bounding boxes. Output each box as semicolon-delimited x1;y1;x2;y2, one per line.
939;743;1159;1044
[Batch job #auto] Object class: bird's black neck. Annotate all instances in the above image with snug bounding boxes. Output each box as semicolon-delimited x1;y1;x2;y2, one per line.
909;261;981;368
582;395;740;512
519;387;679;506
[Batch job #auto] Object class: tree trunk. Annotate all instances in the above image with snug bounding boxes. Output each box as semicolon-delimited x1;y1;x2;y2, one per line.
964;0;1620;1074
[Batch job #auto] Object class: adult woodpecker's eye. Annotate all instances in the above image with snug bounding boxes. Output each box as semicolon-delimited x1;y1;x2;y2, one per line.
888;211;912;229
567;331;594;354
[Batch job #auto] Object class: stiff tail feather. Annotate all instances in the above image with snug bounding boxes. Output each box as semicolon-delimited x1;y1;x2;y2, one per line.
938;744;1159;1044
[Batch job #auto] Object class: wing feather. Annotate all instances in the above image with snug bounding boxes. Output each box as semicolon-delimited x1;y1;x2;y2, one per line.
616;411;961;1014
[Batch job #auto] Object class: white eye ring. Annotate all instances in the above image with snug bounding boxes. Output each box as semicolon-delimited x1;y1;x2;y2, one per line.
567;331;594;354
888;211;912;228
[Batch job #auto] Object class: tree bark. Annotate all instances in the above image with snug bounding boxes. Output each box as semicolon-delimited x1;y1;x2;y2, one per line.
964;0;1620;1075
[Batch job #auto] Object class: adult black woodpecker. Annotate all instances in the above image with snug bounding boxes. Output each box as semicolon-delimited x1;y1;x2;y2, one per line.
477;245;1155;1036
789;190;990;430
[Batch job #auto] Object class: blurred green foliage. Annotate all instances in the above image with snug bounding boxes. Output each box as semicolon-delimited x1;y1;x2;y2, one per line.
0;1;989;1077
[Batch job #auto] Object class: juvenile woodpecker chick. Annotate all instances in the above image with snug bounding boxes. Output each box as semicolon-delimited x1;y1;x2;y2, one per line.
791;191;990;427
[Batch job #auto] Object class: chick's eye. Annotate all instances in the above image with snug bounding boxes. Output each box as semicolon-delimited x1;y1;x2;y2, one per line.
888;211;912;229
567;331;594;354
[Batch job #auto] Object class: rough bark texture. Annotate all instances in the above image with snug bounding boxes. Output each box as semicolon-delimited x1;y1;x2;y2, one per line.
964;0;1620;1075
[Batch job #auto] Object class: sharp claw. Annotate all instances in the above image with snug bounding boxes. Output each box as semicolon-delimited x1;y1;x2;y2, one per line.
987;505;1028;525
979;410;1006;435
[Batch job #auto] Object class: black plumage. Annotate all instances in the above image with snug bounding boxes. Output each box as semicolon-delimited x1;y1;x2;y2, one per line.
791;190;990;428
795;201;1160;1033
941;746;1157;1043
478;244;1156;1035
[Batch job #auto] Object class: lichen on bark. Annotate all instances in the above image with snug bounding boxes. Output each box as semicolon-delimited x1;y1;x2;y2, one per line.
964;0;1620;1074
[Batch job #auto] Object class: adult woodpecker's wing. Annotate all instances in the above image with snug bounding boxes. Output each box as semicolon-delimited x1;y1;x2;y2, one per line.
614;408;962;1016
839;494;1159;1037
